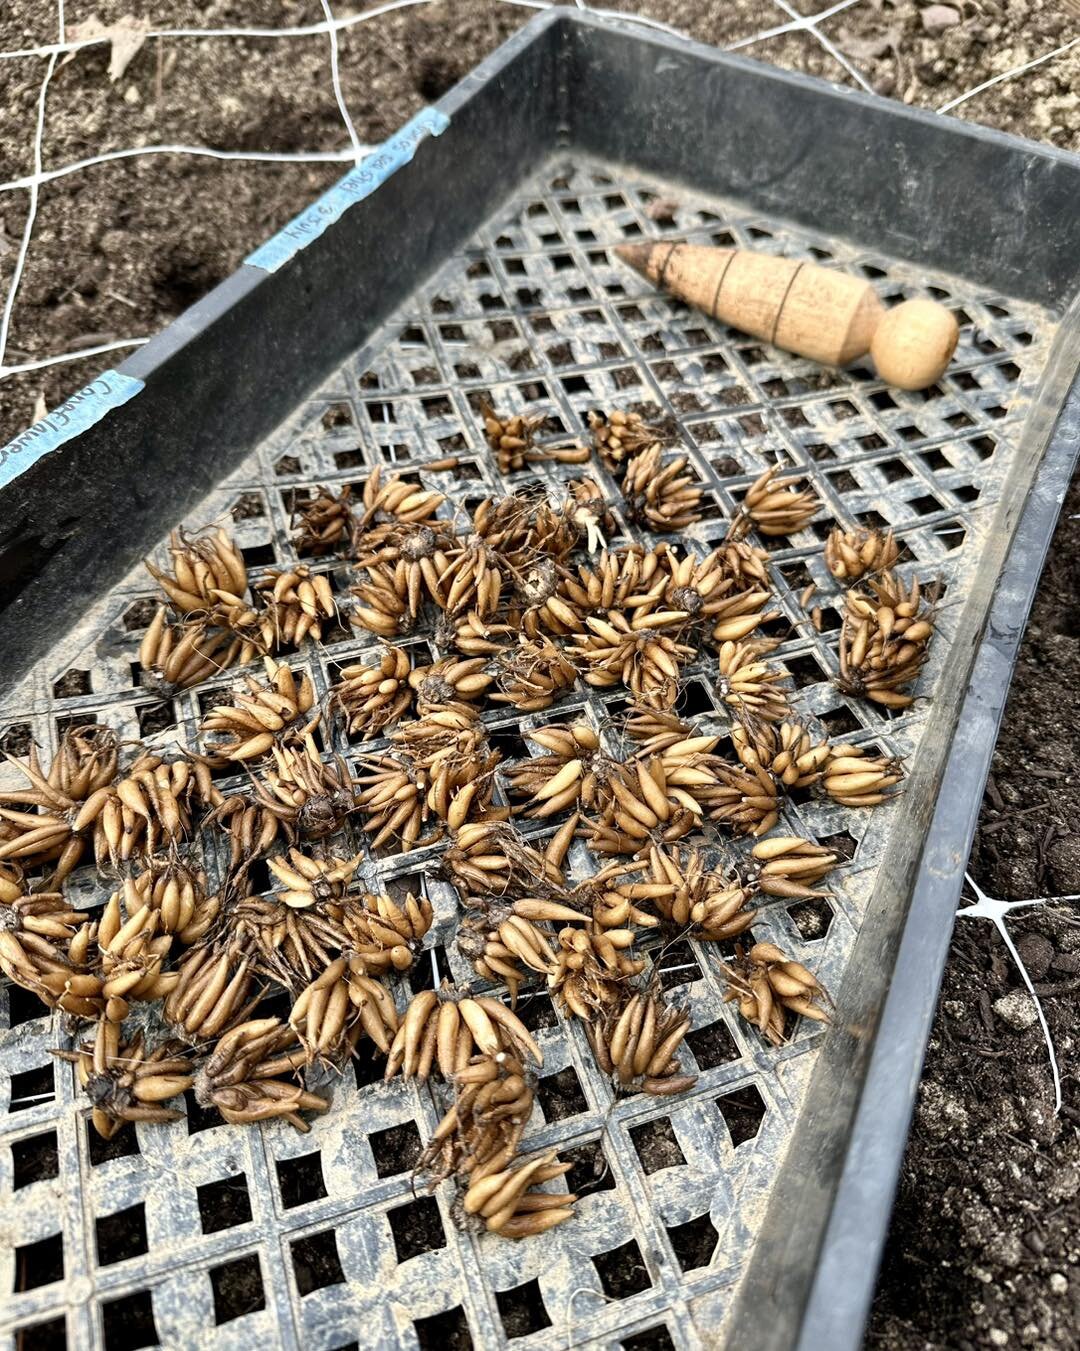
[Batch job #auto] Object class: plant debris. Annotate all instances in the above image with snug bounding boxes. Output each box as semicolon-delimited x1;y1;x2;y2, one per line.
3;402;939;1248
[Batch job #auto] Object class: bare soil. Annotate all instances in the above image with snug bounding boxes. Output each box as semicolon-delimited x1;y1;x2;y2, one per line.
1;3;1079;1348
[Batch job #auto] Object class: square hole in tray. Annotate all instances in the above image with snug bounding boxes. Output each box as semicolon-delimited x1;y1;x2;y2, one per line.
369;1121;422;1177
388;1196;445;1262
630;1117;685;1174
563;1139;615;1197
715;1084;767;1145
277;1151;328;1209
291;1230;345;1295
788;897;835;941
622;1328;676;1351
667;1212;719;1271
685;1020;740;1070
13;1232;64;1290
8;983;50;1029
11;1315;66;1351
537;1065;588;1121
96;1202;148;1265
9;1063;54;1112
11;1130;59;1188
594;1239;652;1298
102;1290;157;1350
198;1173;253;1232
497;1279;552;1338
415;1307;471;1350
208;1253;265;1325
89;1120;140;1166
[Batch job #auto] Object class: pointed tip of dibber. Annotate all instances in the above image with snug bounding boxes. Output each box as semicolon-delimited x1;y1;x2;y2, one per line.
613;242;661;276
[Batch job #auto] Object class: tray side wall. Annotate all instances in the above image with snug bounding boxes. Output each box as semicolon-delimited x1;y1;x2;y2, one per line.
563;14;1080;312
724;325;1080;1351
793;340;1080;1351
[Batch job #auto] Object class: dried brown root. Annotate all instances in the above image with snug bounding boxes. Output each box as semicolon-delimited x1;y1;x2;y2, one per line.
193;1017;327;1131
79;753;198;870
292;484;353;556
384;987;542;1082
636;844;757;940
353;753;435;853
727;466;819;541
489;636;578;712
661;547;777;643
437;609;517;658
558;544;667;615
0;725;119;884
54;1020;192;1139
416;1049;535;1184
203;791;288;876
548;923;641;1019
824;525;898;582
502;721;617;819
343;890;434;975
121;858;218;945
457;906;558;1002
200;658;319;764
481;404;547;472
588;408;663;473
248;737;358;840
409;656;493;714
742;835;837;899
95;889;176;1017
230;890;352;991
582;755;707;857
622;443;704;532
0;891;102;1018
138;610;260;691
439;821;568;899
722;940;831;1046
255;565;336;648
822;744;905;808
699;762;781;837
145;526;251;623
835;570;937;708
587;987;697;1095
732;718;830;789
265;847;363;909
716;639;790;723
163;941;259;1043
622;702;694;754
348;559;424;638
354;466;445;535
389;713;500;829
332;644;413;740
461;1149;576;1237
568;611;693;708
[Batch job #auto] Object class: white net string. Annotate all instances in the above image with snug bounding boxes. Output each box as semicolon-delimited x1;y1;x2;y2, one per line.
0;0;1074;384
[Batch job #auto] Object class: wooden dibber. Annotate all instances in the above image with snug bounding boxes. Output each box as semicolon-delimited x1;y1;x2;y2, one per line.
615;241;959;391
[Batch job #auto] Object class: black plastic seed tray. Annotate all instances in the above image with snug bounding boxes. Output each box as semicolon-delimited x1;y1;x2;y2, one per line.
2;11;1080;1351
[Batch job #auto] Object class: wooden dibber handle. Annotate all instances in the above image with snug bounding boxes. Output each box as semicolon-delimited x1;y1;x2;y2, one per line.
616;241;959;391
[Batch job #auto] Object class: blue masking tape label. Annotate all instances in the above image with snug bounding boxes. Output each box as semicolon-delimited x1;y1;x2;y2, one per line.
246;106;451;274
0;370;143;490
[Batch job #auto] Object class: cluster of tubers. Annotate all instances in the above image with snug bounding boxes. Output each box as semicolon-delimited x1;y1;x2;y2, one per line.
1;366;942;1247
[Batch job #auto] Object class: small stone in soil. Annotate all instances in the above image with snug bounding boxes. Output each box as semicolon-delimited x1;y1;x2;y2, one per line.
1050;1273;1068;1295
993;989;1039;1030
921;4;961;36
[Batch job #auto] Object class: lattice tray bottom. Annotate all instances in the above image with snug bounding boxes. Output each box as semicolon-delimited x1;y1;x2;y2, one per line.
0;154;1052;1351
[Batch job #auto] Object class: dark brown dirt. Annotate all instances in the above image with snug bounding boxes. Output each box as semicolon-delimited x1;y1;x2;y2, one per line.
1;3;1079;1348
